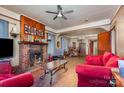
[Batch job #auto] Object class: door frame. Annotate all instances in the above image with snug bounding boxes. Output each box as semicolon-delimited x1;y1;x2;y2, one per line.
110;25;117;54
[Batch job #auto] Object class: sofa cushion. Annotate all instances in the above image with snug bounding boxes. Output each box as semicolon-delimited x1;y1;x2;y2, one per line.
85;55;103;66
0;60;12;74
0;72;34;87
0;74;15;81
0;74;15;79
105;56;120;67
103;52;114;65
0;77;6;81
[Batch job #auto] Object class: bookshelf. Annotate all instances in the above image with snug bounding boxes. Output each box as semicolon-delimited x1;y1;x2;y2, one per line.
20;15;48;45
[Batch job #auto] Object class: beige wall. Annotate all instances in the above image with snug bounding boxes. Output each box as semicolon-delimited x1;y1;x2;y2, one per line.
111;6;124;57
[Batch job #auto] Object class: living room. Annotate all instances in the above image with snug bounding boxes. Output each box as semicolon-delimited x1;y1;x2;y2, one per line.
1;1;124;91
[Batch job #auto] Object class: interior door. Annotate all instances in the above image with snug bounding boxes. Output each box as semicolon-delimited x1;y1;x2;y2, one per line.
82;43;86;56
98;31;111;55
89;40;93;55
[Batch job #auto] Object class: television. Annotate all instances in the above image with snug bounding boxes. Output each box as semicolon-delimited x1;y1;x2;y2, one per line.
0;38;13;59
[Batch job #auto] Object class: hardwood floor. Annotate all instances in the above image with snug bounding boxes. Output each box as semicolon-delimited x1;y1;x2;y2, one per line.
32;57;85;87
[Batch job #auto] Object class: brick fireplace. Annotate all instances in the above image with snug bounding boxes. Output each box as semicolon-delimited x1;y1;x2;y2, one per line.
18;15;48;73
19;43;47;72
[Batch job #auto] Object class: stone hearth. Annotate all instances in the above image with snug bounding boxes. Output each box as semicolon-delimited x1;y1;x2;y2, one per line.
19;44;47;72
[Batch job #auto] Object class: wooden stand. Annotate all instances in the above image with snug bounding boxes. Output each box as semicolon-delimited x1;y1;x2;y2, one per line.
112;71;124;87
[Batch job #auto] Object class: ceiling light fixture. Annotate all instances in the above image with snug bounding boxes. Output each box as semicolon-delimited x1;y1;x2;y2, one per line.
45;5;74;20
57;12;62;17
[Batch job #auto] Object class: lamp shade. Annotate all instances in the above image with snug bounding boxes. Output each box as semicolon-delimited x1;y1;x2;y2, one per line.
11;26;18;34
10;26;19;38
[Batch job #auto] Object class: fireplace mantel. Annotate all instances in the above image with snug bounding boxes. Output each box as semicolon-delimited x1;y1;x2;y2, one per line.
18;41;48;45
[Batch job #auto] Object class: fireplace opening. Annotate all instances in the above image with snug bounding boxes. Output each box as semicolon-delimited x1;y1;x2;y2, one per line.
29;46;42;67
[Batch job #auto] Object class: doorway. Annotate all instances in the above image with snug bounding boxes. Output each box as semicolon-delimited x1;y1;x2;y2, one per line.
78;42;86;56
88;40;98;55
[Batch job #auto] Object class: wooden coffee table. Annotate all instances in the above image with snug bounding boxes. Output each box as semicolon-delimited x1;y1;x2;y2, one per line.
40;60;69;85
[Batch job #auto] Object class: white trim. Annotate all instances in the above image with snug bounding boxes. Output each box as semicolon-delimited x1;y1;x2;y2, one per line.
57;19;111;33
45;26;57;33
70;34;98;39
110;5;122;21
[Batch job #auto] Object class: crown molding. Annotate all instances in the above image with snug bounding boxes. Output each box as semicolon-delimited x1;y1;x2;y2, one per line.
56;19;111;33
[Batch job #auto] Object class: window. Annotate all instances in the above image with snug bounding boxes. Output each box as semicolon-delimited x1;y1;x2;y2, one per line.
61;37;69;55
0;19;9;38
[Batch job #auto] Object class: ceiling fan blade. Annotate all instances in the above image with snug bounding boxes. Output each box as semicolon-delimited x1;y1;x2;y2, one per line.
53;15;58;20
46;11;57;14
63;10;74;14
57;5;62;11
62;14;67;20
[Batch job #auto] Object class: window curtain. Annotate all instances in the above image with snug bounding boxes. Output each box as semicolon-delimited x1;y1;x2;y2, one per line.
61;37;69;55
0;19;9;38
47;33;55;56
48;34;70;56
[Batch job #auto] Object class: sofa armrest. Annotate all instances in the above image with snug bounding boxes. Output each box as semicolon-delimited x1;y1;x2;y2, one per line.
0;72;34;87
76;64;112;80
85;55;103;66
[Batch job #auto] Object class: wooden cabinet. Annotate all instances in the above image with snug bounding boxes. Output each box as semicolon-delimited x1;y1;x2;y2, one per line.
20;15;48;44
98;31;111;55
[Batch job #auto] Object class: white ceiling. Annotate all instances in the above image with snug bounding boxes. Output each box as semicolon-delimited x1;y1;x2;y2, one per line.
1;5;120;31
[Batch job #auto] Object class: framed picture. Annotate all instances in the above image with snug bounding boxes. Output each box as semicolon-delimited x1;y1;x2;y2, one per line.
57;41;60;48
56;35;61;48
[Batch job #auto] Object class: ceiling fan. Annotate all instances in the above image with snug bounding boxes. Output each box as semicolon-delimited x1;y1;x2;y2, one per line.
45;5;74;20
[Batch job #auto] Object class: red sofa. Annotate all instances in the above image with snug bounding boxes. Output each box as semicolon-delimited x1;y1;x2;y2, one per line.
76;52;121;87
0;60;34;87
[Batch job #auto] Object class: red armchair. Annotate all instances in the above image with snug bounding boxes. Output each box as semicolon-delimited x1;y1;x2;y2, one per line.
0;60;34;87
76;52;120;87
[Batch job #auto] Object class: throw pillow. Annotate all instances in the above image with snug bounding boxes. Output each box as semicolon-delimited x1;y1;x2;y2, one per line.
103;52;114;65
86;55;103;66
105;56;120;67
